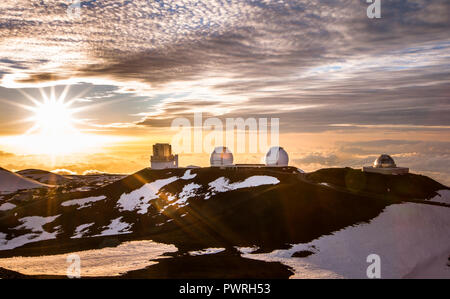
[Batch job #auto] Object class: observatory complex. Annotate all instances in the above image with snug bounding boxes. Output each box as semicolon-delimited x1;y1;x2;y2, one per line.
150;143;292;169
363;154;409;175
149;143;407;176
150;143;179;169
149;143;293;169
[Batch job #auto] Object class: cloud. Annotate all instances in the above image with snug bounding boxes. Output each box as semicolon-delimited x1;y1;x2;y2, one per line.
336;139;450;185
293;153;340;166
1;8;447;125
288;139;450;186
2;4;450;118
0;1;448;134
0;150;14;157
51;169;77;175
14;72;69;84
82;169;107;175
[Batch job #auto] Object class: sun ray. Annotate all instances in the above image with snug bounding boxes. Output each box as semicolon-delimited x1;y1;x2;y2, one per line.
0;85;130;166
63;87;92;107
0;85;98;137
0;97;36;112
50;86;56;103
25;123;41;135
16;86;94;157
39;87;50;104
58;84;71;104
17;89;42;107
70;96;130;114
0;116;36;127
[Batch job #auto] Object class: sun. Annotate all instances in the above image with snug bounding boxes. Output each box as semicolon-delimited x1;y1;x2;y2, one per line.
0;84;135;171
15;86;95;157
0;85;129;164
27;93;77;136
21;86;84;138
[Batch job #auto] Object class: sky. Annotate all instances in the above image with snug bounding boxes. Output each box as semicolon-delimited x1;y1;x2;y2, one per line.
0;0;449;184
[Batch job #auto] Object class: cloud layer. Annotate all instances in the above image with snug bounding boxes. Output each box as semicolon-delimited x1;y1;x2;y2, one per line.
0;0;449;132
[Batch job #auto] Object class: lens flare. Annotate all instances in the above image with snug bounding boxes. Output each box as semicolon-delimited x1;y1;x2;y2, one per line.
2;86;108;160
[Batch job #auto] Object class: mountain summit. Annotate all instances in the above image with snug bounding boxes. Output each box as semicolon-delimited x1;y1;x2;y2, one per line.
0;167;448;278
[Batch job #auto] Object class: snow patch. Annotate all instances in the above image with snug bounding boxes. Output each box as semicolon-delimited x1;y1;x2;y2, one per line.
319;182;331;187
235;246;260;254
73;186;93;192
117;176;178;214
0;202;16;211
189;248;226;256
93;217;132;237
0;215;60;251
15;215;60;232
429;190;450;205
163;183;201;211
181;169;196;180
71;223;95;239
242;203;450;279
207;176;280;197
0;240;177;277
62;196;106;209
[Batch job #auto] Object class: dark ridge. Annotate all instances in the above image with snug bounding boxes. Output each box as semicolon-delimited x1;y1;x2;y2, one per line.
305;167;447;199
292;250;315;258
121;251;293;279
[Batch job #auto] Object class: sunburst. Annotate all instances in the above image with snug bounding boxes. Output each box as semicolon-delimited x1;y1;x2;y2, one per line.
0;85;129;165
8;85;95;159
21;85;85;136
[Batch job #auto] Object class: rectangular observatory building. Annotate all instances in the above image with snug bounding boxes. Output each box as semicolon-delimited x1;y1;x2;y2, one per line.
150;143;179;169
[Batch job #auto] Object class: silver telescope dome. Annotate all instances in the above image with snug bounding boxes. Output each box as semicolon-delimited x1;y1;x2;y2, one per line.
210;146;234;166
373;154;396;168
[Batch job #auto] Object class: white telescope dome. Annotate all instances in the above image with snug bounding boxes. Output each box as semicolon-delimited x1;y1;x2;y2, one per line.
265;146;289;166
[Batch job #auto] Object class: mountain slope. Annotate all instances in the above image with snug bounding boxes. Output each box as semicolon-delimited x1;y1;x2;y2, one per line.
241;201;450;278
0;167;448;278
16;169;71;185
1;166;446;254
0;168;49;194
